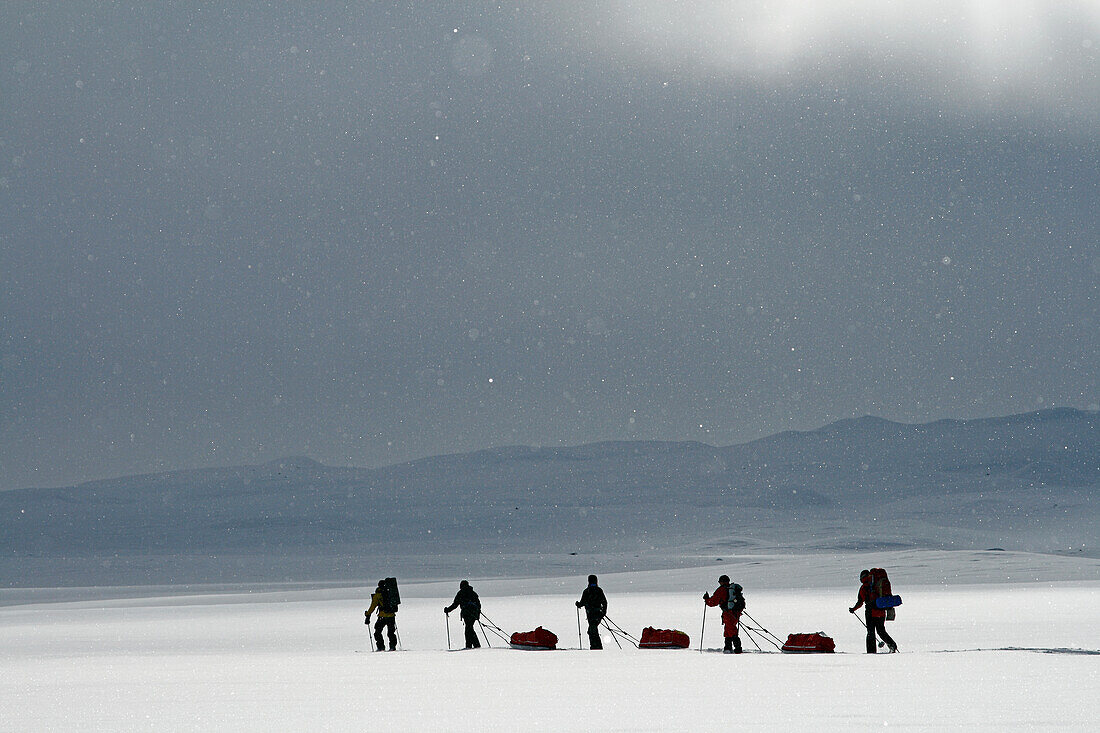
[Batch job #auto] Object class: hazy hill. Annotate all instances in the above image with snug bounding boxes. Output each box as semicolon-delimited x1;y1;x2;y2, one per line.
2;409;1096;586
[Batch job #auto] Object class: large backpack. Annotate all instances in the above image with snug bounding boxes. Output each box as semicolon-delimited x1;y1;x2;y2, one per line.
726;584;746;614
380;577;401;614
868;568;891;599
869;568;902;618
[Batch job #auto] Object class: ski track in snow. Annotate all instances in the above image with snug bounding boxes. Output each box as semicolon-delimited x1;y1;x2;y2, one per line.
2;551;1099;732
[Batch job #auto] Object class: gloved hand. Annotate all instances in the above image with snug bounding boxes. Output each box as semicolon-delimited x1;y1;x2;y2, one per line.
848;607;856;614
703;592;710;601
364;613;371;625
444;608;449;614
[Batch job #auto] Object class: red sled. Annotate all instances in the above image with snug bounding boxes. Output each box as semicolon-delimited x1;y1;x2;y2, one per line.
509;626;558;650
781;632;836;653
638;627;690;649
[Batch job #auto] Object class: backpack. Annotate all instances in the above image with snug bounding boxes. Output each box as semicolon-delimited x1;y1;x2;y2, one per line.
380;577;401;614
869;568;902;618
726;584;746;614
868;568;891;599
460;598;481;620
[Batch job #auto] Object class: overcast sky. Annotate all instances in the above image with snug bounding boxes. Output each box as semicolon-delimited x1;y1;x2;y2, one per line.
1;1;1098;490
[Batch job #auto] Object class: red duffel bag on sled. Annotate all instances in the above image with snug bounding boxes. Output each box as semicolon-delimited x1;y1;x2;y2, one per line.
638;627;690;649
781;632;836;653
510;626;558;650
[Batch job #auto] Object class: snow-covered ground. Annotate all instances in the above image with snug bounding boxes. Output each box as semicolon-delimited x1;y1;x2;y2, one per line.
3;551;1098;732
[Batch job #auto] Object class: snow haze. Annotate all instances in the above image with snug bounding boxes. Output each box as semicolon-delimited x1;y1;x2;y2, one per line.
2;408;1096;588
4;6;1099;730
1;2;1098;490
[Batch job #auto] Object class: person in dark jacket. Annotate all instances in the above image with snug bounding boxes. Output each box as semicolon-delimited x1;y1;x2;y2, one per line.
444;580;482;649
850;569;897;653
704;574;745;653
575;574;608;649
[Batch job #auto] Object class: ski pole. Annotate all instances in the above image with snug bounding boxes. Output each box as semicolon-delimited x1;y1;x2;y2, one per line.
741;625;763;652
602;618;623;649
744;626;782;651
850;608;885;648
699;603;707;653
602;616;640;648
740;612;784;650
477;613;511;646
577;607;583;649
478;619;492;648
445;612;452;650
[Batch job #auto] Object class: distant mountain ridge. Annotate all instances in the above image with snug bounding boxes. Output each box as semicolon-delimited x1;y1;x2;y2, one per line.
2;409;1097;586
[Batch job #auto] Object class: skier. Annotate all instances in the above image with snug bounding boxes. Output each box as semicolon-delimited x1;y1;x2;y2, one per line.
365;579;399;651
444;580;482;649
575;574;608;649
703;574;745;653
850;569;898;653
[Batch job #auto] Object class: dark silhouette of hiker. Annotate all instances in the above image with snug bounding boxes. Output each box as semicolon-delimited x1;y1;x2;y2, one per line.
365;580;398;651
850;569;897;653
575;574;607;649
704;574;745;653
444;580;482;649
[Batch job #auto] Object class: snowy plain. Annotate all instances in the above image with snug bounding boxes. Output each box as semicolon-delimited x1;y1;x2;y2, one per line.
3;550;1098;732
3;411;1097;730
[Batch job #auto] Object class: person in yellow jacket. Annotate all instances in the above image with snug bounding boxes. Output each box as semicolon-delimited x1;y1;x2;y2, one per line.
364;580;398;651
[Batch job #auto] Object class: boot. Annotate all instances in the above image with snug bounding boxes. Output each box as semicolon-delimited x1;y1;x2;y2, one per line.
723;638;733;654
733;636;742;654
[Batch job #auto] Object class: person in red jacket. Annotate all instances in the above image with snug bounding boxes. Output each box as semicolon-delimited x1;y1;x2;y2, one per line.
704;575;745;653
850;569;897;653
